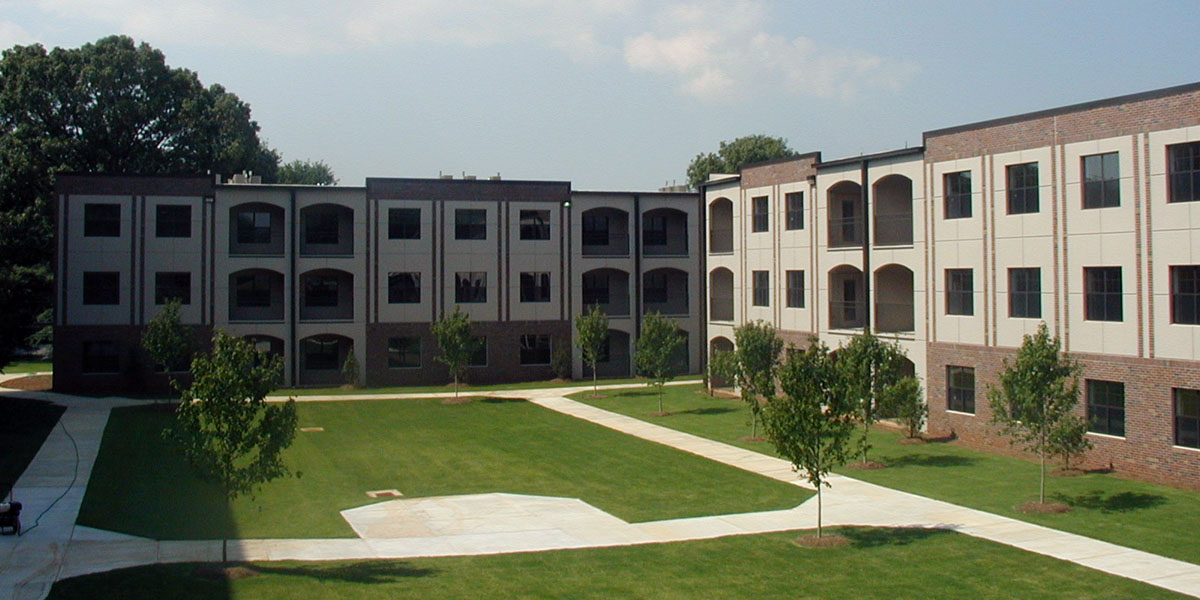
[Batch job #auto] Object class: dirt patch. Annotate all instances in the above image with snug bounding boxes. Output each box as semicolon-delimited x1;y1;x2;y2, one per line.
706;389;739;400
792;533;850;548
1;375;52;391
1051;468;1086;477
897;437;926;445
195;565;259;581
1015;501;1071;514
441;397;477;405
739;435;766;443
845;461;887;470
648;411;672;417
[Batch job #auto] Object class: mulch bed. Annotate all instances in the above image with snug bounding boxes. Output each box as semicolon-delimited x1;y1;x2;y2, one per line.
792;533;850;548
845;461;887;470
897;437;926;445
1015;501;1071;514
648;411;672;417
739;435;766;442
195;565;259;581
441;397;477;405
1;375;52;391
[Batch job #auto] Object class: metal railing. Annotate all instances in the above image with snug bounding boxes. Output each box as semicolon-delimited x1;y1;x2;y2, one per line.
828;216;864;248
874;301;915;333
874;212;913;246
709;227;733;253
828;300;866;329
582;231;630;256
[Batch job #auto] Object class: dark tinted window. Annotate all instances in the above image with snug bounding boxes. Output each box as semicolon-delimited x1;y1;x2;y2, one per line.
1086;380;1125;437
84;204;121;237
1085;267;1123;321
1168;142;1200;203
83;272;120;305
387;337;421;368
946;269;973;316
1083;152;1120;209
387;272;420;304
82;341;120;373
1008;268;1041;319
388;208;421;239
785;192;804;230
520;210;551;240
520;272;551;302
455;272;487;303
455;209;487;240
155;205;191;238
944;172;972;219
751;196;769;232
1007;163;1039;214
520;334;552;365
947;366;975;413
786;270;805;308
155;272;191;305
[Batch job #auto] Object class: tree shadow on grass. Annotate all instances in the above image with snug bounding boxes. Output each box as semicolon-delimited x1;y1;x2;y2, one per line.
838;526;948;548
884;454;976;468
247;561;437;584
480;397;527;404
1050;490;1167;513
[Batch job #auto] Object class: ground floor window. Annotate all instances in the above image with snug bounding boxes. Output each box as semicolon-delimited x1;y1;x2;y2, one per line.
520;334;552;365
304;338;341;370
946;365;975;413
82;340;120;373
1176;388;1200;448
1086;379;1125;437
387;337;421;369
469;336;487;367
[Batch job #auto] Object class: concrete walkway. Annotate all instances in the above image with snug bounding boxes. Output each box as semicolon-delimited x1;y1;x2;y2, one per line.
3;380;1200;599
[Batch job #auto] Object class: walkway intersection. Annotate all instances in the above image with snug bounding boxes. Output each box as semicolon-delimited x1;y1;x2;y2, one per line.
2;379;1199;599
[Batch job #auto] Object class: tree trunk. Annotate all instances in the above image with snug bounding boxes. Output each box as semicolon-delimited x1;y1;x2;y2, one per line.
817;485;823;538
751;410;758;438
454;375;459;399
1039;448;1046;504
658;384;664;414
592;362;598;396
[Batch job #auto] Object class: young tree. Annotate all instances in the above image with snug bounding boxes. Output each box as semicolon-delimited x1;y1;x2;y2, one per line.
988;322;1084;504
167;331;297;499
635;312;686;414
882;376;927;440
837;334;913;465
278;159;338;185
686;135;798;189
142;299;193;376
732;321;784;438
575;304;610;396
341;349;361;389
432;306;482;398
707;348;739;395
762;340;856;538
1050;414;1093;472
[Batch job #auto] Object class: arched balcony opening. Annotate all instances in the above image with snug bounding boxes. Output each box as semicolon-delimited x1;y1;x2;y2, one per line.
299;334;353;386
643;268;689;316
709;268;734;322
228;268;285;321
581;268;631;317
589;329;632;378
828;265;865;330
642;208;688;256
873;175;913;246
708;198;733;253
300;204;354;255
874;264;915;333
709;336;734;387
581;207;630;256
299;268;354;321
827;181;863;248
229;202;284;255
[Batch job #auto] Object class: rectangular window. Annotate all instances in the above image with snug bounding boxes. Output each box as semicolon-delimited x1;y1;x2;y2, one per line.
786;270;805;308
455;272;487;303
752;271;769;307
1085;267;1123;322
304;277;339;307
155;205;191;238
944;172;972;219
388;208;421;239
81;341;120;373
1171;265;1200;325
237;211;272;244
1168;142;1200;204
644;272;668;303
469;337;487;367
520;334;552;365
751;196;769;232
305;212;339;245
82;272;120;305
1083;152;1120;209
945;269;973;316
582;214;609;246
1175;388;1200;448
582;272;610;305
946;366;975;413
235;273;272;308
1007;162;1040;214
643;215;667;246
303;338;340;370
1086;379;1125;437
785;192;804;230
519;210;550;240
84;203;121;237
455;209;487;240
387;272;421;304
520;272;551;302
1008;268;1041;319
154;272;191;305
387;337;421;369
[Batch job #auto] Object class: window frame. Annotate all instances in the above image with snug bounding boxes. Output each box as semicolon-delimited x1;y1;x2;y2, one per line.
751;196;769;233
81;340;120;374
387;271;421;304
519;209;551;240
519;334;552;366
944;172;972;219
786;270;805;308
82;271;120;305
582;272;610;306
519;271;552;303
1084;266;1123;322
1086;379;1126;437
387;337;422;369
83;203;121;237
455;271;487;303
1168;142;1200;204
1171;265;1200;325
945;269;974;316
387;208;421;240
1008;267;1041;319
154;272;192;305
304;211;340;245
454;208;488;240
752;270;769;307
785;192;804;231
946;365;976;414
235;273;272;308
1082;152;1121;209
303;338;341;371
1175;388;1200;449
155;205;191;238
236;210;273;245
1006;162;1040;214
304;276;340;308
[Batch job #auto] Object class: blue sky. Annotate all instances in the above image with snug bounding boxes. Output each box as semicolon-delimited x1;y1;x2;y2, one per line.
2;1;1198;190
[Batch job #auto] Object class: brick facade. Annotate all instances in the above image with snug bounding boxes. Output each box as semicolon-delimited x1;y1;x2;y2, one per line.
53;324;212;395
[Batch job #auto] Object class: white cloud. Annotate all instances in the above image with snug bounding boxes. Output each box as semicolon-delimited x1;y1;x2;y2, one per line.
0;20;36;49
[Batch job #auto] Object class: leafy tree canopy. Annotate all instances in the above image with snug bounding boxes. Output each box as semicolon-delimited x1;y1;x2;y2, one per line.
686;135;798;189
635;312;686;414
575;304;610;395
432;306;482;398
278;159;338;185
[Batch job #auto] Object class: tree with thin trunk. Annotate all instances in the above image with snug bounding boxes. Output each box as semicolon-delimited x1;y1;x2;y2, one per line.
838;333;912;465
142;298;193;380
635;312;686;414
732;320;783;438
988;322;1083;505
575;304;609;397
432;306;481;399
762;340;855;539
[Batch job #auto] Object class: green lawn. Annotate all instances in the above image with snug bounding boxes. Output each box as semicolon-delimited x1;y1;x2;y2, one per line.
46;527;1186;599
78;395;808;540
0;396;65;498
573;384;1200;564
2;360;52;374
271;375;701;397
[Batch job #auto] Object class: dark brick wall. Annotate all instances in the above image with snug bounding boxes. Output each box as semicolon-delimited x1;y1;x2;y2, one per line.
56;174;215;196
741;155;819;189
53;324;212;396
927;341;1200;491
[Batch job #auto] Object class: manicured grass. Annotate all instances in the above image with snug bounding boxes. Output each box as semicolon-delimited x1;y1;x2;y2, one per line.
2;360;52;374
46;527;1187;599
78;396;809;540
271;375;701;397
573;384;1200;564
0;396;65;498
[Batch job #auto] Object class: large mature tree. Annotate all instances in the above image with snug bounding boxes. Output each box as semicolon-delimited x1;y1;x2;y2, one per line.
635;312;686;414
731;321;784;439
988;322;1084;505
0;35;281;370
763;339;856;539
686;135;798;189
432;306;482;398
575;304;610;396
167;331;297;499
278;159;338;185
